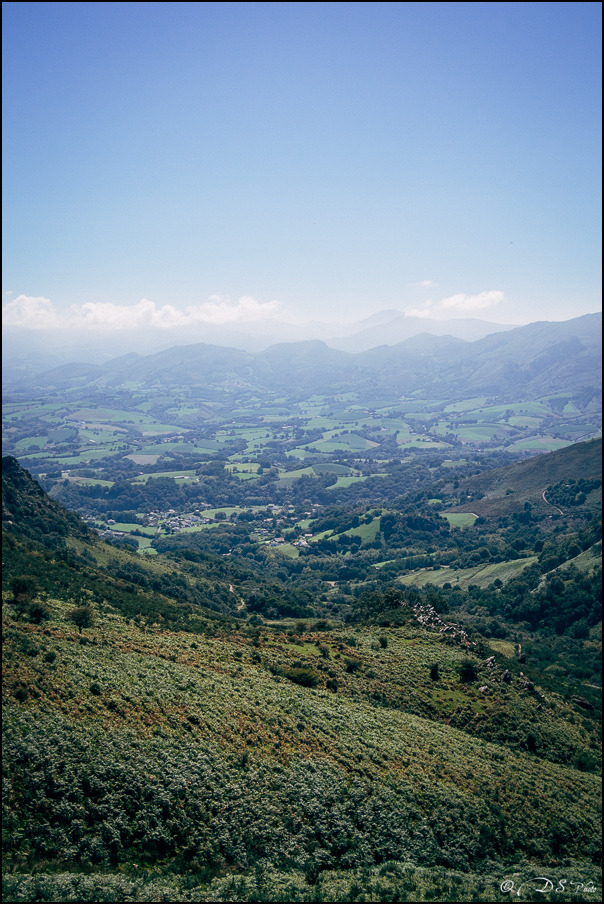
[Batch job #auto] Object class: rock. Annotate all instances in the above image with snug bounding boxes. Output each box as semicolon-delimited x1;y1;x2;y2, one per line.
479;686;490;694
502;669;512;684
483;656;496;669
571;695;594;710
523;680;534;691
517;653;526;663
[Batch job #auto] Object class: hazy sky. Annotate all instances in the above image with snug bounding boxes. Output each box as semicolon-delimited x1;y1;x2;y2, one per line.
2;1;602;336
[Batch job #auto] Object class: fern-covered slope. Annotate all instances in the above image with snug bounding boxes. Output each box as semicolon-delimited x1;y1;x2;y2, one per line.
2;459;602;902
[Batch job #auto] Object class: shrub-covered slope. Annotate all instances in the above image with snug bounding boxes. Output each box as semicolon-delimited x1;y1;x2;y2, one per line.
2;456;91;545
2;461;602;902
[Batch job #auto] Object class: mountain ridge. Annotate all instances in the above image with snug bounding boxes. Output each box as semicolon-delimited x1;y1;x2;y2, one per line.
9;313;601;411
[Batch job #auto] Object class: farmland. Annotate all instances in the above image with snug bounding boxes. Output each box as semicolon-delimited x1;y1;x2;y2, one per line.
2;367;601;637
3;378;600;536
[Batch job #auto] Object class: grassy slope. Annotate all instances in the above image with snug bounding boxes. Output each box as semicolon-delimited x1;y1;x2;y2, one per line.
398;557;539;590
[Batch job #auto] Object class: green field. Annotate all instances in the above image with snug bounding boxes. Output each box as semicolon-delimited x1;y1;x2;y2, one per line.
126;453;161;464
456;425;506;441
508;436;571;451
44;449;123;464
227;463;260;476
507;416;543;428
325;475;368;490
271;542;299;558
443;398;488;412
310;434;379;453
399;556;538;590
547;544;601;577
277;466;316;487
487;640;516;659
177;522;226;533
341;517;381;542
110;523;157;535
311;463;352;475
132;470;198;483
442;513;478;528
70;477;115;487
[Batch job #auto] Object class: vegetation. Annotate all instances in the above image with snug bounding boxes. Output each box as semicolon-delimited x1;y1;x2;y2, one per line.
1;328;602;904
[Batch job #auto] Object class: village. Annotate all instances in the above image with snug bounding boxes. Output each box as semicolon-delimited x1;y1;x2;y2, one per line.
92;501;320;551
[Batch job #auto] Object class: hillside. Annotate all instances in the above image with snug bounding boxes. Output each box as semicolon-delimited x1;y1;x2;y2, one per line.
445;437;602;519
2;462;602;902
2;455;92;545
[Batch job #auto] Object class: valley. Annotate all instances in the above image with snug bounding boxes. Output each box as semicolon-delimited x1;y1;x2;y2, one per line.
2;315;601;902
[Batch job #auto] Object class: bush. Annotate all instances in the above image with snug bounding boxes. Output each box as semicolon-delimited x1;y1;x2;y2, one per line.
27;602;51;624
314;620;330;631
459;660;477;683
280;667;320;687
430;663;440;681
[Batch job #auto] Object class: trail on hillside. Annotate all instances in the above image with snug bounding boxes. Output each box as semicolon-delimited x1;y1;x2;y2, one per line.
541;488;564;515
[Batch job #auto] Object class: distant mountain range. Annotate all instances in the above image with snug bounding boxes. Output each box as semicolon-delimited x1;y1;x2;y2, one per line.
8;313;601;411
327;313;518;352
2;310;518;377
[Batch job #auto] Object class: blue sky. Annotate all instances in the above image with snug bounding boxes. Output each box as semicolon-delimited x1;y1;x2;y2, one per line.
2;1;601;336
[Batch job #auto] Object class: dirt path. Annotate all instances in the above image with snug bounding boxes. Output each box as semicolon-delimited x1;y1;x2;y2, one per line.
541;488;564;515
230;584;246;611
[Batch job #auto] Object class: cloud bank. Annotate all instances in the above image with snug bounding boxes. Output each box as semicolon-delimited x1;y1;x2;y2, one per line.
404;290;505;319
2;295;289;331
2;290;508;333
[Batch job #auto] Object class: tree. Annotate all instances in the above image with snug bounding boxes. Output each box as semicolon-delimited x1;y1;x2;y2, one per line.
11;577;40;619
70;606;94;633
11;576;38;603
459;659;477;683
27;603;51;625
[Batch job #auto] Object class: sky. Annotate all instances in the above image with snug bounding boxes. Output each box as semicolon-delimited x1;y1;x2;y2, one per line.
2;1;602;340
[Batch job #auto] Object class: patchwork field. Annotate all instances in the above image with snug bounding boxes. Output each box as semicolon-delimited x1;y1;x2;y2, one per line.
399;557;539;590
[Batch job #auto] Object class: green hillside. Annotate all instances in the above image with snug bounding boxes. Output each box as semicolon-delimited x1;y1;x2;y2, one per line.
2;460;601;901
445;437;602;519
2;454;91;545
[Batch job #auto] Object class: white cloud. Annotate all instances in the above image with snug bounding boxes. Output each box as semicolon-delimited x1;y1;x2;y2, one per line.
2;294;288;331
193;295;286;325
409;280;438;288
2;295;60;328
438;290;505;313
404;290;505;320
